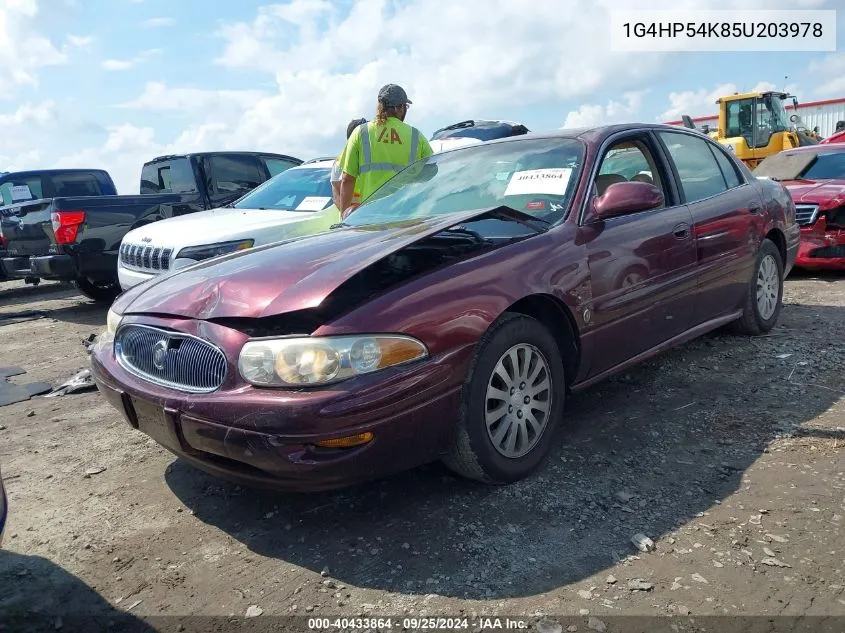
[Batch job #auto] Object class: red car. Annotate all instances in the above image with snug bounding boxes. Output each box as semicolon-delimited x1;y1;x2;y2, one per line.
753;144;845;270
91;124;798;491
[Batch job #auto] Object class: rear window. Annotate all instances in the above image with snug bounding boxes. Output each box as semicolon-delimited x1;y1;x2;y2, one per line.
0;178;43;205
263;157;300;177
51;173;102;197
234;167;333;211
140;158;197;194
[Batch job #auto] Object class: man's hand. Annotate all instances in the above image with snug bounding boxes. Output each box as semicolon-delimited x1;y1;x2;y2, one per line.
339;173;356;215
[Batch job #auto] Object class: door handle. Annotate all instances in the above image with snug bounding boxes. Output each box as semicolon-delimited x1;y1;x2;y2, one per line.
672;223;690;240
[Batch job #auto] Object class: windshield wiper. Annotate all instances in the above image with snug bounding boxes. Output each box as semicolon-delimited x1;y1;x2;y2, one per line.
439;226;492;244
330;221;350;229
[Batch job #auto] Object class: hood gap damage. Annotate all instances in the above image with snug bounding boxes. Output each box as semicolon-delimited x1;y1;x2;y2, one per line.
209;224;528;338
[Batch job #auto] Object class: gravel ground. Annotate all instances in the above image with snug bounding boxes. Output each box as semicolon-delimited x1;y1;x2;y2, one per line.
0;274;843;632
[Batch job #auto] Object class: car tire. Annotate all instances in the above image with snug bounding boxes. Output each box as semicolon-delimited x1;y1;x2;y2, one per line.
74;277;121;303
443;312;565;484
731;238;784;335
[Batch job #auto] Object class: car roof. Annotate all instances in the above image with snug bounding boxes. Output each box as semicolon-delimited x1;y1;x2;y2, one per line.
465;123;701;149
0;168;111;181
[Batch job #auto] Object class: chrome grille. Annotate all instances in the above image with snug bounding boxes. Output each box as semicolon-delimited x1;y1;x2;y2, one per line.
120;242;172;272
795;204;820;227
115;324;227;393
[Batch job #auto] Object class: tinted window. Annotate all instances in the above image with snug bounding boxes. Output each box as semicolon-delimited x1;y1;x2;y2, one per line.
210;155;263;197
263;157;299;177
51;173;102;197
345;138;584;227
658;132;728;203
140;158;197;194
0;177;43;205
800;152;845;180
725;98;754;148
234;167;333;211
709;145;742;188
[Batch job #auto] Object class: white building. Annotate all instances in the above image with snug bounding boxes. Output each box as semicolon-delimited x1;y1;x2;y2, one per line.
665;96;845;138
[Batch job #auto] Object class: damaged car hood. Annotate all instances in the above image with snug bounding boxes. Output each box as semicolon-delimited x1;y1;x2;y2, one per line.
782;179;845;204
114;207;531;320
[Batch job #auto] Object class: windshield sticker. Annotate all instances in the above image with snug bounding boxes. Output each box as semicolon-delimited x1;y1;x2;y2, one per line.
295;196;332;211
504;168;572;197
10;185;33;202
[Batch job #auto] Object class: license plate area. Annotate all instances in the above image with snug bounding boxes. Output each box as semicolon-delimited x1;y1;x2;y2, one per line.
131;396;181;451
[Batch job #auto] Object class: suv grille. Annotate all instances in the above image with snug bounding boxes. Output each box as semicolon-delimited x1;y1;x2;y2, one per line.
120;242;172;272
795;204;820;227
115;325;227;393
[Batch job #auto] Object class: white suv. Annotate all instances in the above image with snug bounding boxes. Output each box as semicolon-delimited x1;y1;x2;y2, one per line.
117;158;339;290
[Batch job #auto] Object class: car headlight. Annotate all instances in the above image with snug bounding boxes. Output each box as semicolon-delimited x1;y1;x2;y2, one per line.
176;239;254;262
238;335;428;386
106;308;123;335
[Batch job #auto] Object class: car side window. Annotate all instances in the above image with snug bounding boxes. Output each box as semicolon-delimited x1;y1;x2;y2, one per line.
657;131;729;203
210;155;264;199
0;177;43;204
263;158;299;177
595;138;666;207
709;144;742;189
140;158;197;194
52;173;102;197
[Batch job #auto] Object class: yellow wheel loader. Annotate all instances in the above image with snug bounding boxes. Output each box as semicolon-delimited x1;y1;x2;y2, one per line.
682;91;818;169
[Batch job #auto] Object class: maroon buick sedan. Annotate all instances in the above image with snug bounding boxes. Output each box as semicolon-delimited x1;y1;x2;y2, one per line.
91;124;799;491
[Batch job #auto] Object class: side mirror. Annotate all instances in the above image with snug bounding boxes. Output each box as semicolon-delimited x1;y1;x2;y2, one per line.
592;181;664;221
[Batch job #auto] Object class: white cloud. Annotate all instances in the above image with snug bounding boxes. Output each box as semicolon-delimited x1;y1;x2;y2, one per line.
808;53;845;98
140;17;175;28
66;34;93;48
101;48;161;71
11;0;836;196
657;81;801;122
0;0;68;88
0;100;56;126
562;91;648;129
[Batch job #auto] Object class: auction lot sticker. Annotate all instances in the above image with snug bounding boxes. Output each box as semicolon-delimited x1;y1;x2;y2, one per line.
296;196;332;211
504;168;572;197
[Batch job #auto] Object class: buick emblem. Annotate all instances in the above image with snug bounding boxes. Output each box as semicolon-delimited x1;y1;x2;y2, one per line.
152;340;168;370
141;236;152;243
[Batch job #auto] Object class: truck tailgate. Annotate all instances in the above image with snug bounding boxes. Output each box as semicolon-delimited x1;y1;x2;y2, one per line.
0;199;54;257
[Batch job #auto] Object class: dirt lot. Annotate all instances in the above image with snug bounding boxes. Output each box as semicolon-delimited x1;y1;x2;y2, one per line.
0;274;843;632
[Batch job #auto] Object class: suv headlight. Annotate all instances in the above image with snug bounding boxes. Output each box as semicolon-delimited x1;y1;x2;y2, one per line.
238;335;428;386
176;239;254;262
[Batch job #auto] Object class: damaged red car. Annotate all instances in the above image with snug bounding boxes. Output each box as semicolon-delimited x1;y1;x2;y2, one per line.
91;124;798;491
754;145;845;270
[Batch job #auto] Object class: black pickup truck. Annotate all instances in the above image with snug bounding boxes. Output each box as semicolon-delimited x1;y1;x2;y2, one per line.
1;168;118;285
0;151;302;300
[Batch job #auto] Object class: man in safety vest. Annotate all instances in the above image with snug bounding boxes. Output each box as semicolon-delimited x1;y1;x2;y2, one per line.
331;117;366;210
337;84;432;217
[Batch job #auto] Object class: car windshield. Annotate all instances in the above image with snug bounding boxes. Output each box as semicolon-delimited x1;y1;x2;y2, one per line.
764;95;791;133
432;122;516;142
233;166;333;211
800;152;845;180
754;151;845;181
345;137;584;227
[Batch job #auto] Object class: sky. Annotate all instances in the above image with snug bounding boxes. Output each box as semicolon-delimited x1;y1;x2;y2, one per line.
1;0;844;194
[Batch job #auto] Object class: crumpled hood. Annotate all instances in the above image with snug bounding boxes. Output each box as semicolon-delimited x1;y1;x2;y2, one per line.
114;207;509;320
782;179;845;205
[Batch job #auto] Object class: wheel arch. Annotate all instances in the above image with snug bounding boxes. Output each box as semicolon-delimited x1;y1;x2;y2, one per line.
504;293;581;386
765;227;787;266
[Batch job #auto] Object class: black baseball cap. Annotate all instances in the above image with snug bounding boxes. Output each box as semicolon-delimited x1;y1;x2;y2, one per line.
378;84;412;107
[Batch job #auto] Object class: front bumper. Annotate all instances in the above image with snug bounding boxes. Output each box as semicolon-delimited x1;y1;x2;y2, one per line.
89;324;470;492
117;264;156;291
795;224;845;270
